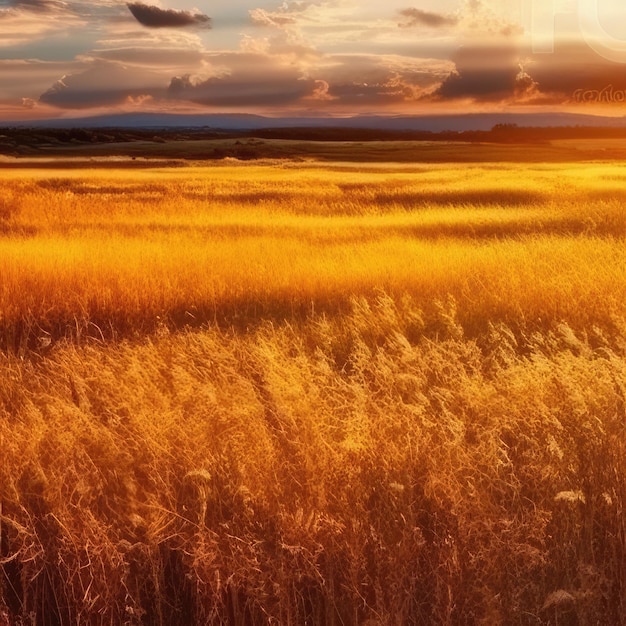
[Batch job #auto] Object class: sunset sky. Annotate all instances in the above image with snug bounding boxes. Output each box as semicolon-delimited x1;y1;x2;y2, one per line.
1;0;626;120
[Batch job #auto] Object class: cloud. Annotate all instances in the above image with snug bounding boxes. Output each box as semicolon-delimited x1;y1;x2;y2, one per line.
126;3;211;29
436;44;521;100
249;8;297;28
527;42;626;103
399;8;458;29
263;0;327;18
458;0;523;38
433;35;626;106
125;93;154;106
305;79;334;101
92;17;207;61
88;46;205;68
0;58;82;99
39;62;166;108
14;0;618;116
0;0;84;47
167;53;316;107
326;80;410;105
428;0;530;103
319;53;451;107
8;0;60;11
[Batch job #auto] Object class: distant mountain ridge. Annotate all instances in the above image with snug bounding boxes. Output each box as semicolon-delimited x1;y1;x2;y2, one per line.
6;111;626;132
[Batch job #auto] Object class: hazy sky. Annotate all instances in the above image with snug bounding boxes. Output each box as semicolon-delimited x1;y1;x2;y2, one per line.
2;0;626;119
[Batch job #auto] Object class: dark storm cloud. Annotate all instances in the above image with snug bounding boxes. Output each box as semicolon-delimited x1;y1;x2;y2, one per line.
399;8;458;29
126;3;211;29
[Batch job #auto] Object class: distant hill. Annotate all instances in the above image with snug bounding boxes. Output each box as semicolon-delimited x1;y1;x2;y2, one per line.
6;111;626;132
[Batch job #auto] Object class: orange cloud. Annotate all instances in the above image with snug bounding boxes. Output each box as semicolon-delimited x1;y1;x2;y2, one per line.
249;8;297;28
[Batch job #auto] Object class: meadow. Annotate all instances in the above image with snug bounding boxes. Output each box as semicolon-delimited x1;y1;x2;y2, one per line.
0;155;625;625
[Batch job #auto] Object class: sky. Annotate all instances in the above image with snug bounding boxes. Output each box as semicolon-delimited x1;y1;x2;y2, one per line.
1;0;626;120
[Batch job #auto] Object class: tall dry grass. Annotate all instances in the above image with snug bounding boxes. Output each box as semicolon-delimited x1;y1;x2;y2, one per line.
0;162;624;349
1;296;625;625
0;159;625;624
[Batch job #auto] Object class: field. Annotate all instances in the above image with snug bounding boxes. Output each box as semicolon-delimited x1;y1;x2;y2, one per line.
0;151;625;625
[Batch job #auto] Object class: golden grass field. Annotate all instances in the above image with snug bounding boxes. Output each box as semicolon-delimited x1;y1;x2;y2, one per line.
0;155;625;625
